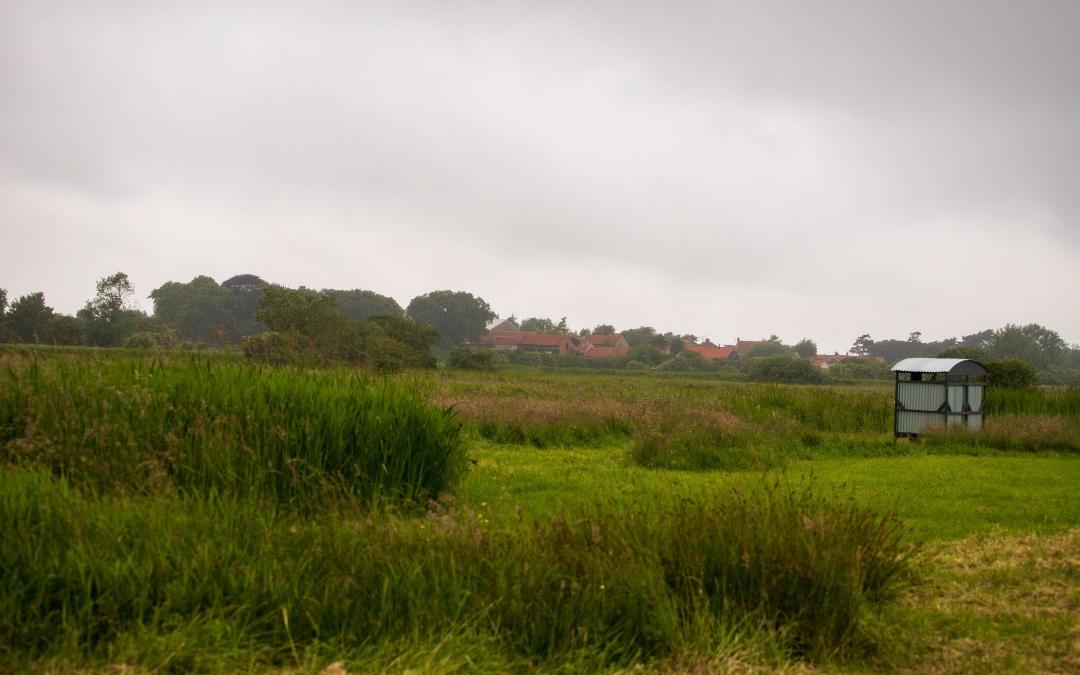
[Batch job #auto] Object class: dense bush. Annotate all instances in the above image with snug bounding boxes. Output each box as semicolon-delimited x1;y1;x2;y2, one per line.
657;351;712;372
827;359;891;381
987;359;1038;388
504;349;558;366
245;287;436;372
240;330;319;365
0;354;466;506
448;346;500;370
747;356;826;384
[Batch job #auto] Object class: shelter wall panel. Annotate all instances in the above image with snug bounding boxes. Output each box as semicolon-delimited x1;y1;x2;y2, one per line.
897;411;945;435
898;382;946;412
968;386;984;411
947;385;965;412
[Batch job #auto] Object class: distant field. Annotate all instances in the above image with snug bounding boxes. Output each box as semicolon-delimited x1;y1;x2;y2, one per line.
2;349;1077;672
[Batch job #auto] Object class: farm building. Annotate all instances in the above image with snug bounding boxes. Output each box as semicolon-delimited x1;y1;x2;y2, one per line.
683;340;737;361
733;338;763;357
892;357;988;437
477;330;576;355
578;333;631;359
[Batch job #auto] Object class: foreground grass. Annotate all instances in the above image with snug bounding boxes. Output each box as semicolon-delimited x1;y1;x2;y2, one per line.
2;468;911;672
3;352;1077;672
898;528;1080;673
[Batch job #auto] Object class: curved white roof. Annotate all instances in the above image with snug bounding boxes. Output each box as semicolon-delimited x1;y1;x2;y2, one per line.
890;357;985;373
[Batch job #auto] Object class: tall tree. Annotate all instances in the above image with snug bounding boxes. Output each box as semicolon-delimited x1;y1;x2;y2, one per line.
78;272;145;346
850;334;874;356
256;285;339;336
592;324;616;335
406;290;496;349
48;314;86;346
519;317;566;333
150;276;234;344
222;274;268;338
960;329;994;347
324;289;403;321
621;326;658;348
990;323;1067;370
7;292;54;343
793;338;817;358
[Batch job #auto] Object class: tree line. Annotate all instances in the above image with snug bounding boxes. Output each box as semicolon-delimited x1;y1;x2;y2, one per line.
2;273;1078;384
850;327;1080;385
0;274;496;372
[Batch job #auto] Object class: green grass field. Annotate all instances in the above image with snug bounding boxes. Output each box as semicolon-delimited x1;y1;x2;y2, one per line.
2;350;1077;672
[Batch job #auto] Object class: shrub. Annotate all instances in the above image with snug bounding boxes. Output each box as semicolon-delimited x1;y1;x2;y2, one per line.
657;352;711;372
987;359;1038;388
241;330;319;365
746;341;794;359
827;359;891;381
124;331;162;350
505;349;557;367
748;356;826;384
625;360;650;370
448;346;499;370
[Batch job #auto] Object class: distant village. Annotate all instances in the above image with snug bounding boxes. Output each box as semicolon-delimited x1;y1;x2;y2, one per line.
468;319;885;370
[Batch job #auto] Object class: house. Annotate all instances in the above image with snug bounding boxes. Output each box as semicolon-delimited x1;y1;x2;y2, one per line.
477;330;576;355
733;338;763;357
578;333;631;359
683;340;737;362
488;318;521;332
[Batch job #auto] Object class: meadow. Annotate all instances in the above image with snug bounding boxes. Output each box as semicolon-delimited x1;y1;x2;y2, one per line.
2;347;1078;672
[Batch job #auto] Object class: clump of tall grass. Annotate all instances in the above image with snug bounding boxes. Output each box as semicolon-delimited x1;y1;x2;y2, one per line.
921;415;1080;454
0;354;465;505
629;411;782;471
437;395;635;447
0;469;912;668
985;386;1080;419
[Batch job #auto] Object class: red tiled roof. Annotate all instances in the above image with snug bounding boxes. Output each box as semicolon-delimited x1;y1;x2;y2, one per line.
479;330;570;347
684;342;735;361
584;333;624;347
734;340;763;355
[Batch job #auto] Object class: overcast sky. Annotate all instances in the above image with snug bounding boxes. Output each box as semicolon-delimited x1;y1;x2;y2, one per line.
2;1;1078;352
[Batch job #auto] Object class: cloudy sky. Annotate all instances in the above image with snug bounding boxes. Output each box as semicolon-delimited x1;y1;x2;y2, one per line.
2;1;1078;352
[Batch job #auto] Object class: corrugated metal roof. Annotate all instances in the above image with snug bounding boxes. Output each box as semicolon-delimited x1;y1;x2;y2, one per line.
890;357;974;373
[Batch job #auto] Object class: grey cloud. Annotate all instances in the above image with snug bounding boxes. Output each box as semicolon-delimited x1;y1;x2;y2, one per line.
1;1;1078;351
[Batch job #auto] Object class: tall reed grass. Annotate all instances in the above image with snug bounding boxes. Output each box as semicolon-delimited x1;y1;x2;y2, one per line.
0;469;911;669
431;370;894;448
985;386;1080;419
0;354;465;505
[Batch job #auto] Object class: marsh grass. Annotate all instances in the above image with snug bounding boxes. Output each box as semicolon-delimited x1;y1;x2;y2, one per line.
0;353;466;506
921;414;1080;454
0;469;912;670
